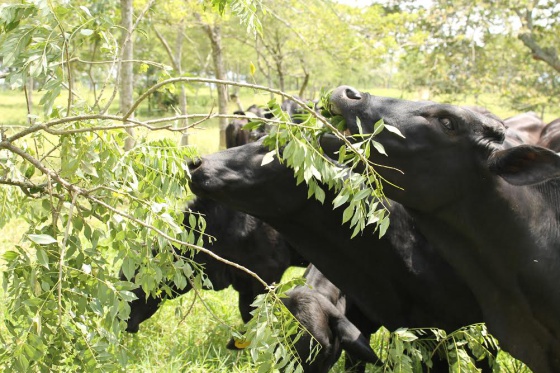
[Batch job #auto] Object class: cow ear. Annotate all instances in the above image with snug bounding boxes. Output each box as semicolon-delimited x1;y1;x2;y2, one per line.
331;316;379;364
488;145;560;185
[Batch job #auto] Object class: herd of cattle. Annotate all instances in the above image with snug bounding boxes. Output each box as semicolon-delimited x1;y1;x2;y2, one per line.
122;89;560;373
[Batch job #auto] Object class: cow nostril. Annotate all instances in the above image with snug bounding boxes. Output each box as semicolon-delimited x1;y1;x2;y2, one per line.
345;87;362;100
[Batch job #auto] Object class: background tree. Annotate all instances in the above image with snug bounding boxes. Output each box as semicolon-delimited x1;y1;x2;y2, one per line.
398;0;559;114
149;0;191;145
197;13;230;148
120;0;137;150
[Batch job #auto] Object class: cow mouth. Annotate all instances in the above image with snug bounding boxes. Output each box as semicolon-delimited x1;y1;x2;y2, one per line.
186;157;214;197
125;324;139;333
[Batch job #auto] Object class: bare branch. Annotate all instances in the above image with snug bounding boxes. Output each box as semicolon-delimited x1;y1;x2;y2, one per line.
153;25;180;71
59;191;80;325
0;178;49;197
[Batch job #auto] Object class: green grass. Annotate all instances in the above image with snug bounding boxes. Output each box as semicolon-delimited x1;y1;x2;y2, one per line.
124;268;307;372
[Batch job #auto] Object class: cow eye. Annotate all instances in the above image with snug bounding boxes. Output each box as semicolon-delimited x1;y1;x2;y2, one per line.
439;117;454;130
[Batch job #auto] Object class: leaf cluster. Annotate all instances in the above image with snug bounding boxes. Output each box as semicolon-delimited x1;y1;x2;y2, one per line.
232;277;309;373
257;95;392;239
377;324;499;371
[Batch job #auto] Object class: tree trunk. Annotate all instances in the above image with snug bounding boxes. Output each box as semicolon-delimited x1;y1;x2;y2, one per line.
203;20;228;149
277;62;285;92
153;22;190;146
120;0;136;151
298;60;310;98
230;92;244;112
267;65;273;100
298;73;309;99
25;77;34;125
273;31;285;92
174;21;189;146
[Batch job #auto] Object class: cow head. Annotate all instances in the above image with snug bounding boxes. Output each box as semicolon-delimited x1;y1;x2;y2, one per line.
189;139;305;218
322;86;560;212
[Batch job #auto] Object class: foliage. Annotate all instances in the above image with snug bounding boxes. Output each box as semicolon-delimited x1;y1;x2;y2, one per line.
251;95;390;238
0;1;212;371
397;0;560;113
235;277;312;373
0;121;200;371
379;324;499;372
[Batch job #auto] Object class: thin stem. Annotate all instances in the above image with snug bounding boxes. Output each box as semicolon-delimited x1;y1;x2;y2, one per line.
58;191;80;325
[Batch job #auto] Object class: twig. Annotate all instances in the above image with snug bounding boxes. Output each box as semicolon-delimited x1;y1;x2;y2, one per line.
58;191;80;325
176;287;198;327
182;275;231;329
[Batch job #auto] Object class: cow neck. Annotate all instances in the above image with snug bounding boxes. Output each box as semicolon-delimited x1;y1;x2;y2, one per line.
405;178;560;373
263;205;387;326
263;190;482;332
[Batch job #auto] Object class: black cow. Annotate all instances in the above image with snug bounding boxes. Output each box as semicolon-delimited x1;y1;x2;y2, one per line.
282;265;379;373
538;118;560;152
321;86;560;373
230;265;379;373
225;110;250;148
188;140;495;371
123;196;307;333
225;105;267;148
264;98;318;124
503;111;545;147
229;99;318;147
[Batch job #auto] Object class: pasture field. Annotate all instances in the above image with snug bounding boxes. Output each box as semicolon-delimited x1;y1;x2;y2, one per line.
0;86;539;372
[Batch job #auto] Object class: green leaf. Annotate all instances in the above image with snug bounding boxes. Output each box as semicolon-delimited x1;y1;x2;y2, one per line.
395;327;419;342
79;5;92;17
314;185;325;204
385;124;405;138
121;257;136;281
28;234;57;245
80;28;94;36
354;188;371;201
332;193;349;209
373;119;385;136
3;250;19;261
118;290;137;302
379;216;391;238
372;140;387;156
36;249;49;268
261;151;276;166
342;205;354;224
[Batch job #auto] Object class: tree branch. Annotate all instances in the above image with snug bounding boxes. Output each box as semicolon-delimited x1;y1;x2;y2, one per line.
86;193;270;290
152;25;180;71
1;138;271;289
516;8;560;73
